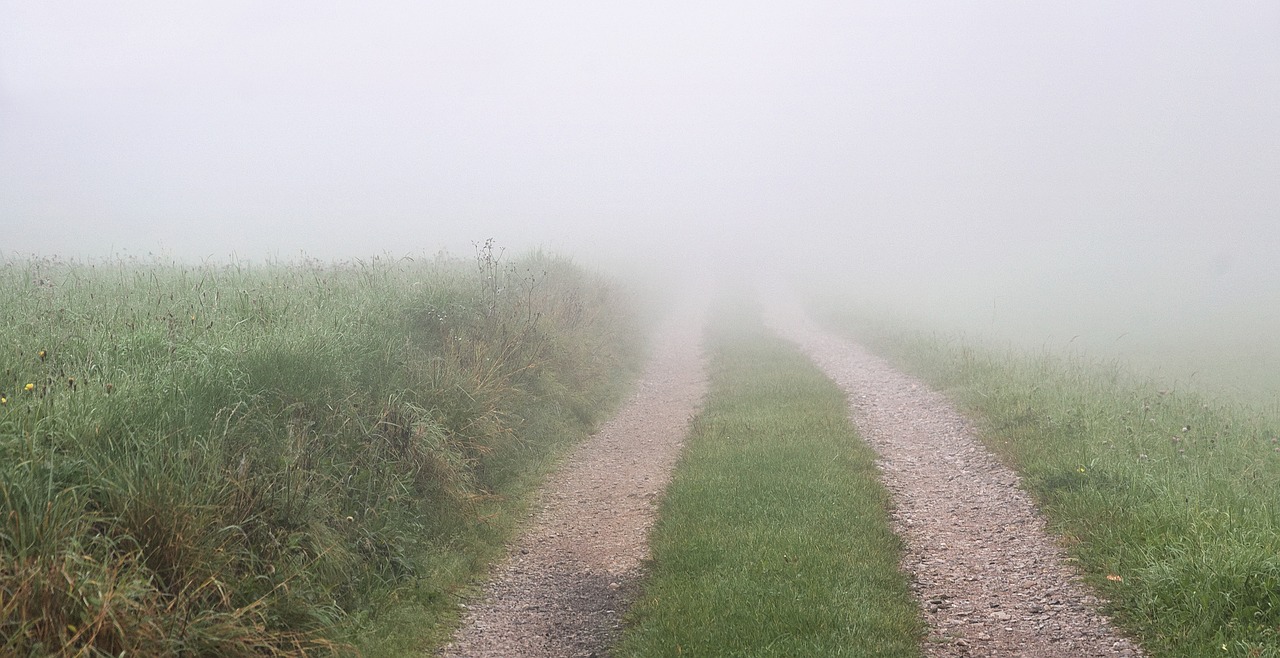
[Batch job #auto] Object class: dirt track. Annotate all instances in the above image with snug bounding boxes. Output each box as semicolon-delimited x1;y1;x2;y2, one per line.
443;300;1147;657
440;312;706;658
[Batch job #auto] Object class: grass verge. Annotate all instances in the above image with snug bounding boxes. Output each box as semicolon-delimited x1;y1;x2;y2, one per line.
615;307;923;658
0;248;643;656
819;310;1280;658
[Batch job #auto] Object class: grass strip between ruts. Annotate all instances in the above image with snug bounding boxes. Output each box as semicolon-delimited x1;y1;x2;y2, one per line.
616;309;923;658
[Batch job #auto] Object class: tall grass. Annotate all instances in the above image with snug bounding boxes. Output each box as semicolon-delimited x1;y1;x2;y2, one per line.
0;248;642;656
617;306;923;657
819;310;1280;658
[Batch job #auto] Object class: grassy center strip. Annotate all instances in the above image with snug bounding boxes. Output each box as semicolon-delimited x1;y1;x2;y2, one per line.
616;310;923;658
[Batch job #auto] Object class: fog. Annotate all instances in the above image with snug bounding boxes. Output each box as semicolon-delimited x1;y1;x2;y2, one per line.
3;2;1279;381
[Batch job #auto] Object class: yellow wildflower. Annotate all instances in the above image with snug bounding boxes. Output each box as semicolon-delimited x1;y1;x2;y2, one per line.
24;383;34;392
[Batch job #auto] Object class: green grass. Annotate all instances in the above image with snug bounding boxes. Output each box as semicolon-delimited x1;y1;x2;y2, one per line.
616;307;923;658
819;310;1280;658
0;249;643;656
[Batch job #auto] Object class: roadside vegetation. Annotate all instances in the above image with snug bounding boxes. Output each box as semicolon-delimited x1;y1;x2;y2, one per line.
617;306;923;658
819;309;1280;658
0;246;642;656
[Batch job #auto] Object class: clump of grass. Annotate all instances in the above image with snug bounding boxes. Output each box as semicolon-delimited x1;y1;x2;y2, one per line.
820;310;1280;658
616;305;923;658
0;248;642;656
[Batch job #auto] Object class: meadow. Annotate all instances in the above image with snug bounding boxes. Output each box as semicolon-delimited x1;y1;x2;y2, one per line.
817;306;1280;657
0;248;643;656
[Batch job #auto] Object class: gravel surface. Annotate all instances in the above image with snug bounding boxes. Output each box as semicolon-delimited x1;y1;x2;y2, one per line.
770;311;1145;658
440;313;707;658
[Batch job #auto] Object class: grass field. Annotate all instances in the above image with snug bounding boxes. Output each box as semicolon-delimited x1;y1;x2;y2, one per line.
616;306;923;658
818;309;1280;658
0;249;643;656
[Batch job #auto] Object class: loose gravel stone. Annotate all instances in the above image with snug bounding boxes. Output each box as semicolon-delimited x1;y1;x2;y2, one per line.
440;312;707;658
770;310;1145;658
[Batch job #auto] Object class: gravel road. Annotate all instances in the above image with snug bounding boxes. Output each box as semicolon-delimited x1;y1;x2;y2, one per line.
442;298;1147;657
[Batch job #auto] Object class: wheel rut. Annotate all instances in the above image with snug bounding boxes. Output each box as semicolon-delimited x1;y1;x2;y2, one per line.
440;312;707;658
770;310;1144;657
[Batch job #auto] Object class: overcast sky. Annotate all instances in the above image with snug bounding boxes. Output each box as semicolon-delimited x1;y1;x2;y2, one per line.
1;1;1277;284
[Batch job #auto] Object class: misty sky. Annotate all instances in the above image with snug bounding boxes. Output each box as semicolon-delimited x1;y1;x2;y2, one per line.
2;1;1278;284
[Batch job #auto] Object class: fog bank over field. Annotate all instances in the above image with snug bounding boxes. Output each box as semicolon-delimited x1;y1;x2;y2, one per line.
3;1;1279;367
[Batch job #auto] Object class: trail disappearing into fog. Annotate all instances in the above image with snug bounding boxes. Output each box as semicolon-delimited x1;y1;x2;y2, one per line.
768;305;1144;658
440;310;706;658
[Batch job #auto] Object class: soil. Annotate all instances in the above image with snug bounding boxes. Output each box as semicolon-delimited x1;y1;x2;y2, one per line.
439;312;707;658
769;309;1145;657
